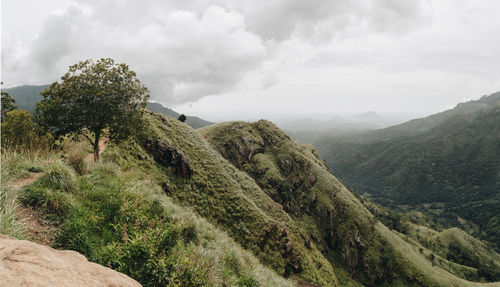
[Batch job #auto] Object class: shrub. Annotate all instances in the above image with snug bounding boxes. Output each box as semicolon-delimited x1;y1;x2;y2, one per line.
38;161;76;192
67;142;89;175
237;275;258;287
19;185;72;217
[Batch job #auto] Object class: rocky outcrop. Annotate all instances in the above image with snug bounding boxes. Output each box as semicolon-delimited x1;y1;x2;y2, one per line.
0;235;141;287
143;138;193;178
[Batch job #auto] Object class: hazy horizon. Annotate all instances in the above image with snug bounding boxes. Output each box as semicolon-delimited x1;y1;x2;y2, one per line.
2;0;500;122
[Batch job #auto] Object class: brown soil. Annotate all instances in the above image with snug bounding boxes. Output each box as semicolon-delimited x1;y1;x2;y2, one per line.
9;169;56;245
9;172;43;191
16;205;57;246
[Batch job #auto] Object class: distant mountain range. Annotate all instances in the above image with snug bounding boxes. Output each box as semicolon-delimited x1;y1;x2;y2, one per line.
315;92;500;250
279;111;407;143
3;84;213;129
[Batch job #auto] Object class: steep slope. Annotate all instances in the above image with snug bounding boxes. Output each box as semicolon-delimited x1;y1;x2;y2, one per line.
2;84;213;129
314;93;500;250
122;112;340;286
199;120;500;286
3;144;294;286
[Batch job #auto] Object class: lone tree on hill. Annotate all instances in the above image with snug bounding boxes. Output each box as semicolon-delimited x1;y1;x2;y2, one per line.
36;58;149;161
178;114;187;122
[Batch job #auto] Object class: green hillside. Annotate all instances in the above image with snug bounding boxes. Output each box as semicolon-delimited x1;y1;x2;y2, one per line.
3;110;500;286
199;120;500;286
315;92;500;251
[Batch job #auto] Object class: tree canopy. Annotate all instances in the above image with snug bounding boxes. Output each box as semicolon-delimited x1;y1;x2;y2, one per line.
178;114;187;122
35;58;150;161
1;83;17;119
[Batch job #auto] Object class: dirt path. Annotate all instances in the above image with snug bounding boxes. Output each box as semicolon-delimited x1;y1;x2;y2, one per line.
9;172;44;191
85;137;108;163
9;169;55;245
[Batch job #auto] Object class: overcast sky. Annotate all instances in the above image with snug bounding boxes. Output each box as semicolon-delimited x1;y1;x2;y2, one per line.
2;0;500;121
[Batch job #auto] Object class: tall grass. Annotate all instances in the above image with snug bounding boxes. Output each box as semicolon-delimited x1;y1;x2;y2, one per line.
1;148;46;182
0;184;25;238
38;160;76;192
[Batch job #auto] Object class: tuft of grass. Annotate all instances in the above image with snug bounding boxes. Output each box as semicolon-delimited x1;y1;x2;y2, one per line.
67;142;89;175
38;160;76;192
0;149;45;182
0;184;26;238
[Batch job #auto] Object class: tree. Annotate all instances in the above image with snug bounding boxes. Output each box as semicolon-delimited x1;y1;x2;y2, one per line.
178;114;187;122
35;58;150;161
1;82;17;120
1;110;36;147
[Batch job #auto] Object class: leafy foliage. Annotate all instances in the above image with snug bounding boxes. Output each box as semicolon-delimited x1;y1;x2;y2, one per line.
1;83;17;119
178;114;187;122
35;58;149;161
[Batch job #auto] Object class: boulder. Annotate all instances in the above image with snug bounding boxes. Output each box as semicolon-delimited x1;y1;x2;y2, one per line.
0;235;141;287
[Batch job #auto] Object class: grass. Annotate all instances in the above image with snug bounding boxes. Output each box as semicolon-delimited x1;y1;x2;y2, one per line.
200;119;500;287
3;111;500;287
0;184;26;238
9;144;294;286
0;148;45;182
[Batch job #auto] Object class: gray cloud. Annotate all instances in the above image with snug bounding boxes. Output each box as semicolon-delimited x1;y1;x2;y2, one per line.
2;0;500;118
2;2;268;104
2;0;427;105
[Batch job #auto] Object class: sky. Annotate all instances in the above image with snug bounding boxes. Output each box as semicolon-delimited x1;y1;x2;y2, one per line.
2;0;500;122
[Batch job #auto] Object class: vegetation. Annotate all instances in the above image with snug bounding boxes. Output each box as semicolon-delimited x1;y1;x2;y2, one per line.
200;119;500;286
35;58;149;161
1;146;293;287
2;80;499;286
3;85;213;129
315;92;500;251
178;114;187;122
1;83;17;119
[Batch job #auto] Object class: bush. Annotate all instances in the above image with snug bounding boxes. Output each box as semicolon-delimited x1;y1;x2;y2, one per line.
237;275;258;287
19;185;72;217
38;161;76;192
67;142;89;175
1;109;53;151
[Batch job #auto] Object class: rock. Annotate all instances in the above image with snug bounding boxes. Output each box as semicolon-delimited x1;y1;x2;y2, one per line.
144;138;193;178
0;235;141;287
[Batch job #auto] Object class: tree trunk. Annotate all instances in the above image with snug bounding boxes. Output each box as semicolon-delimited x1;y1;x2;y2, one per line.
93;130;101;162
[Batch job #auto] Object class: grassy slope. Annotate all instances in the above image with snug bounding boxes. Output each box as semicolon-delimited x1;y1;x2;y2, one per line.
315;101;500;250
1;148;294;286
199;120;500;287
115;112;340;286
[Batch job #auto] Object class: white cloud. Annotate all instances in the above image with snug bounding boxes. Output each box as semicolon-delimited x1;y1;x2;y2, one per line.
2;0;500;119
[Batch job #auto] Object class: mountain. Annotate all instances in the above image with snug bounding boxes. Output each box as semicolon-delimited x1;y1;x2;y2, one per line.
2;84;213;129
199;119;500;285
315;92;500;251
279;113;406;144
5;110;500;285
2;84;50;113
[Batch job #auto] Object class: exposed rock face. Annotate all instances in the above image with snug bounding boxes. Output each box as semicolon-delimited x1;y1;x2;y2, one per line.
0;235;141;287
143;138;193;178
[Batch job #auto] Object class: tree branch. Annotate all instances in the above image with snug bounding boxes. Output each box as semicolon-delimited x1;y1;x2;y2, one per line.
83;133;95;147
